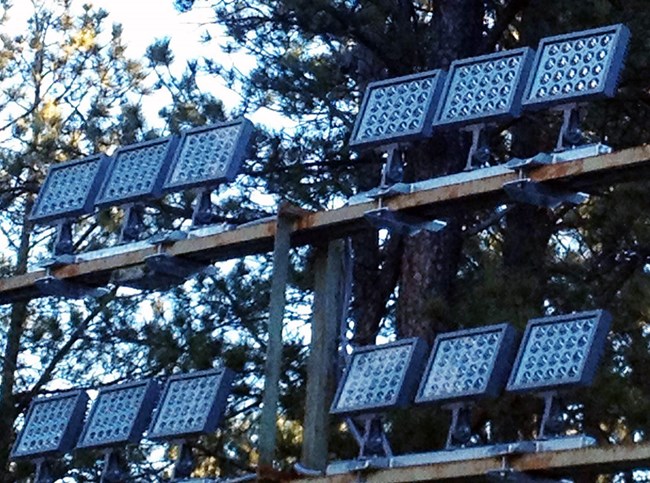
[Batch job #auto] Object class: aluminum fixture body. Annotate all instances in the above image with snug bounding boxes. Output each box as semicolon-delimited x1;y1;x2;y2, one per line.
163;118;254;192
330;338;428;416
349;70;446;150
147;367;236;441
433;48;535;129
94;136;179;208
415;323;519;405
11;390;89;460
506;310;612;393
30;154;109;225
77;379;160;449
522;24;630;110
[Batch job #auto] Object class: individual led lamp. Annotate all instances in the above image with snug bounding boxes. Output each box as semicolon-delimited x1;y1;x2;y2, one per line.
330;338;428;459
163;118;254;227
414;324;518;448
95;136;179;242
349;70;445;188
433;48;534;170
522;24;630;152
11;390;89;483
506;310;611;439
148;367;236;480
30;154;108;258
77;379;159;482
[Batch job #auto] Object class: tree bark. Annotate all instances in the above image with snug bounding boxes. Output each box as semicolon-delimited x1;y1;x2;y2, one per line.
396;0;484;341
0;200;33;479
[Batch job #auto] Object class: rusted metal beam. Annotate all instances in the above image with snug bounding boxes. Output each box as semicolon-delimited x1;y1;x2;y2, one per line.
2;145;650;303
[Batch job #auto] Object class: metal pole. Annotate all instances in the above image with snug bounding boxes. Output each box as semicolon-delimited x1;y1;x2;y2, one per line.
258;208;294;471
301;241;344;471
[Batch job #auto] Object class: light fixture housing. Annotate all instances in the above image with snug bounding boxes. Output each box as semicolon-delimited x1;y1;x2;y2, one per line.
349;71;446;150
433;48;535;129
522;24;630;110
163;118;253;192
330;338;428;416
506;310;611;393
30;155;108;225
11;390;89;460
147;367;235;441
94;136;179;208
415;323;518;405
76;379;160;449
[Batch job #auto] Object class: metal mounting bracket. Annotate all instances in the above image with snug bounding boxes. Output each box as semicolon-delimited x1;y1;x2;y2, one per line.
52;220;74;256
148;230;188;244
100;450;129;483
172;441;195;481
34;275;109;299
33;459;54;483
486;468;564;483
112;253;214;290
463;124;491;171
445;403;475;449
347;415;393;459
364;208;446;236
503;178;589;210
39;254;77;269
119;203;145;244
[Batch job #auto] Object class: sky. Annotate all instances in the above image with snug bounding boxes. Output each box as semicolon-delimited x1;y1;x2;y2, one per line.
6;0;293;130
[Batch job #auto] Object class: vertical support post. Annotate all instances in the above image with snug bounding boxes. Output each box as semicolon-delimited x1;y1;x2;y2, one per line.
301;240;344;471
258;206;294;473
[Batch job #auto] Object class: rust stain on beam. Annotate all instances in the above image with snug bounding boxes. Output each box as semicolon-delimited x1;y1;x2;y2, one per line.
287;442;650;483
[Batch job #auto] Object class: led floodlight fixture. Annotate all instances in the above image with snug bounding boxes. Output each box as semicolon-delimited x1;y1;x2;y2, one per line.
94;136;178;242
11;390;88;460
432;48;534;171
413;324;518;448
522;24;630;153
163;118;253;192
162;118;254;227
507;310;611;439
148;367;235;441
523;24;629;109
350;71;445;150
415;324;518;404
434;48;534;129
95;137;179;208
31;155;108;225
507;310;611;393
77;379;159;449
147;367;235;480
331;338;428;416
30;154;108;257
330;338;427;459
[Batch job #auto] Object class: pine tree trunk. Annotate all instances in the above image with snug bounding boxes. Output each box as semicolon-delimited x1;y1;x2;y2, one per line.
0;200;32;479
396;0;484;340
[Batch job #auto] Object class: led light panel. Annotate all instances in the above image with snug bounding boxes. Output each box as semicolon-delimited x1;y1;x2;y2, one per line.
433;48;534;128
30;155;108;224
95;137;179;208
415;324;518;404
330;338;428;416
163;118;253;192
11;390;88;460
147;367;235;441
77;379;159;449
349;70;446;149
522;24;630;109
507;310;611;393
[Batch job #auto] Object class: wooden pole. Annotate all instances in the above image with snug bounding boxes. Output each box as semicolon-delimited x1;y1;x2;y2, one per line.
258;209;294;473
301;241;345;471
